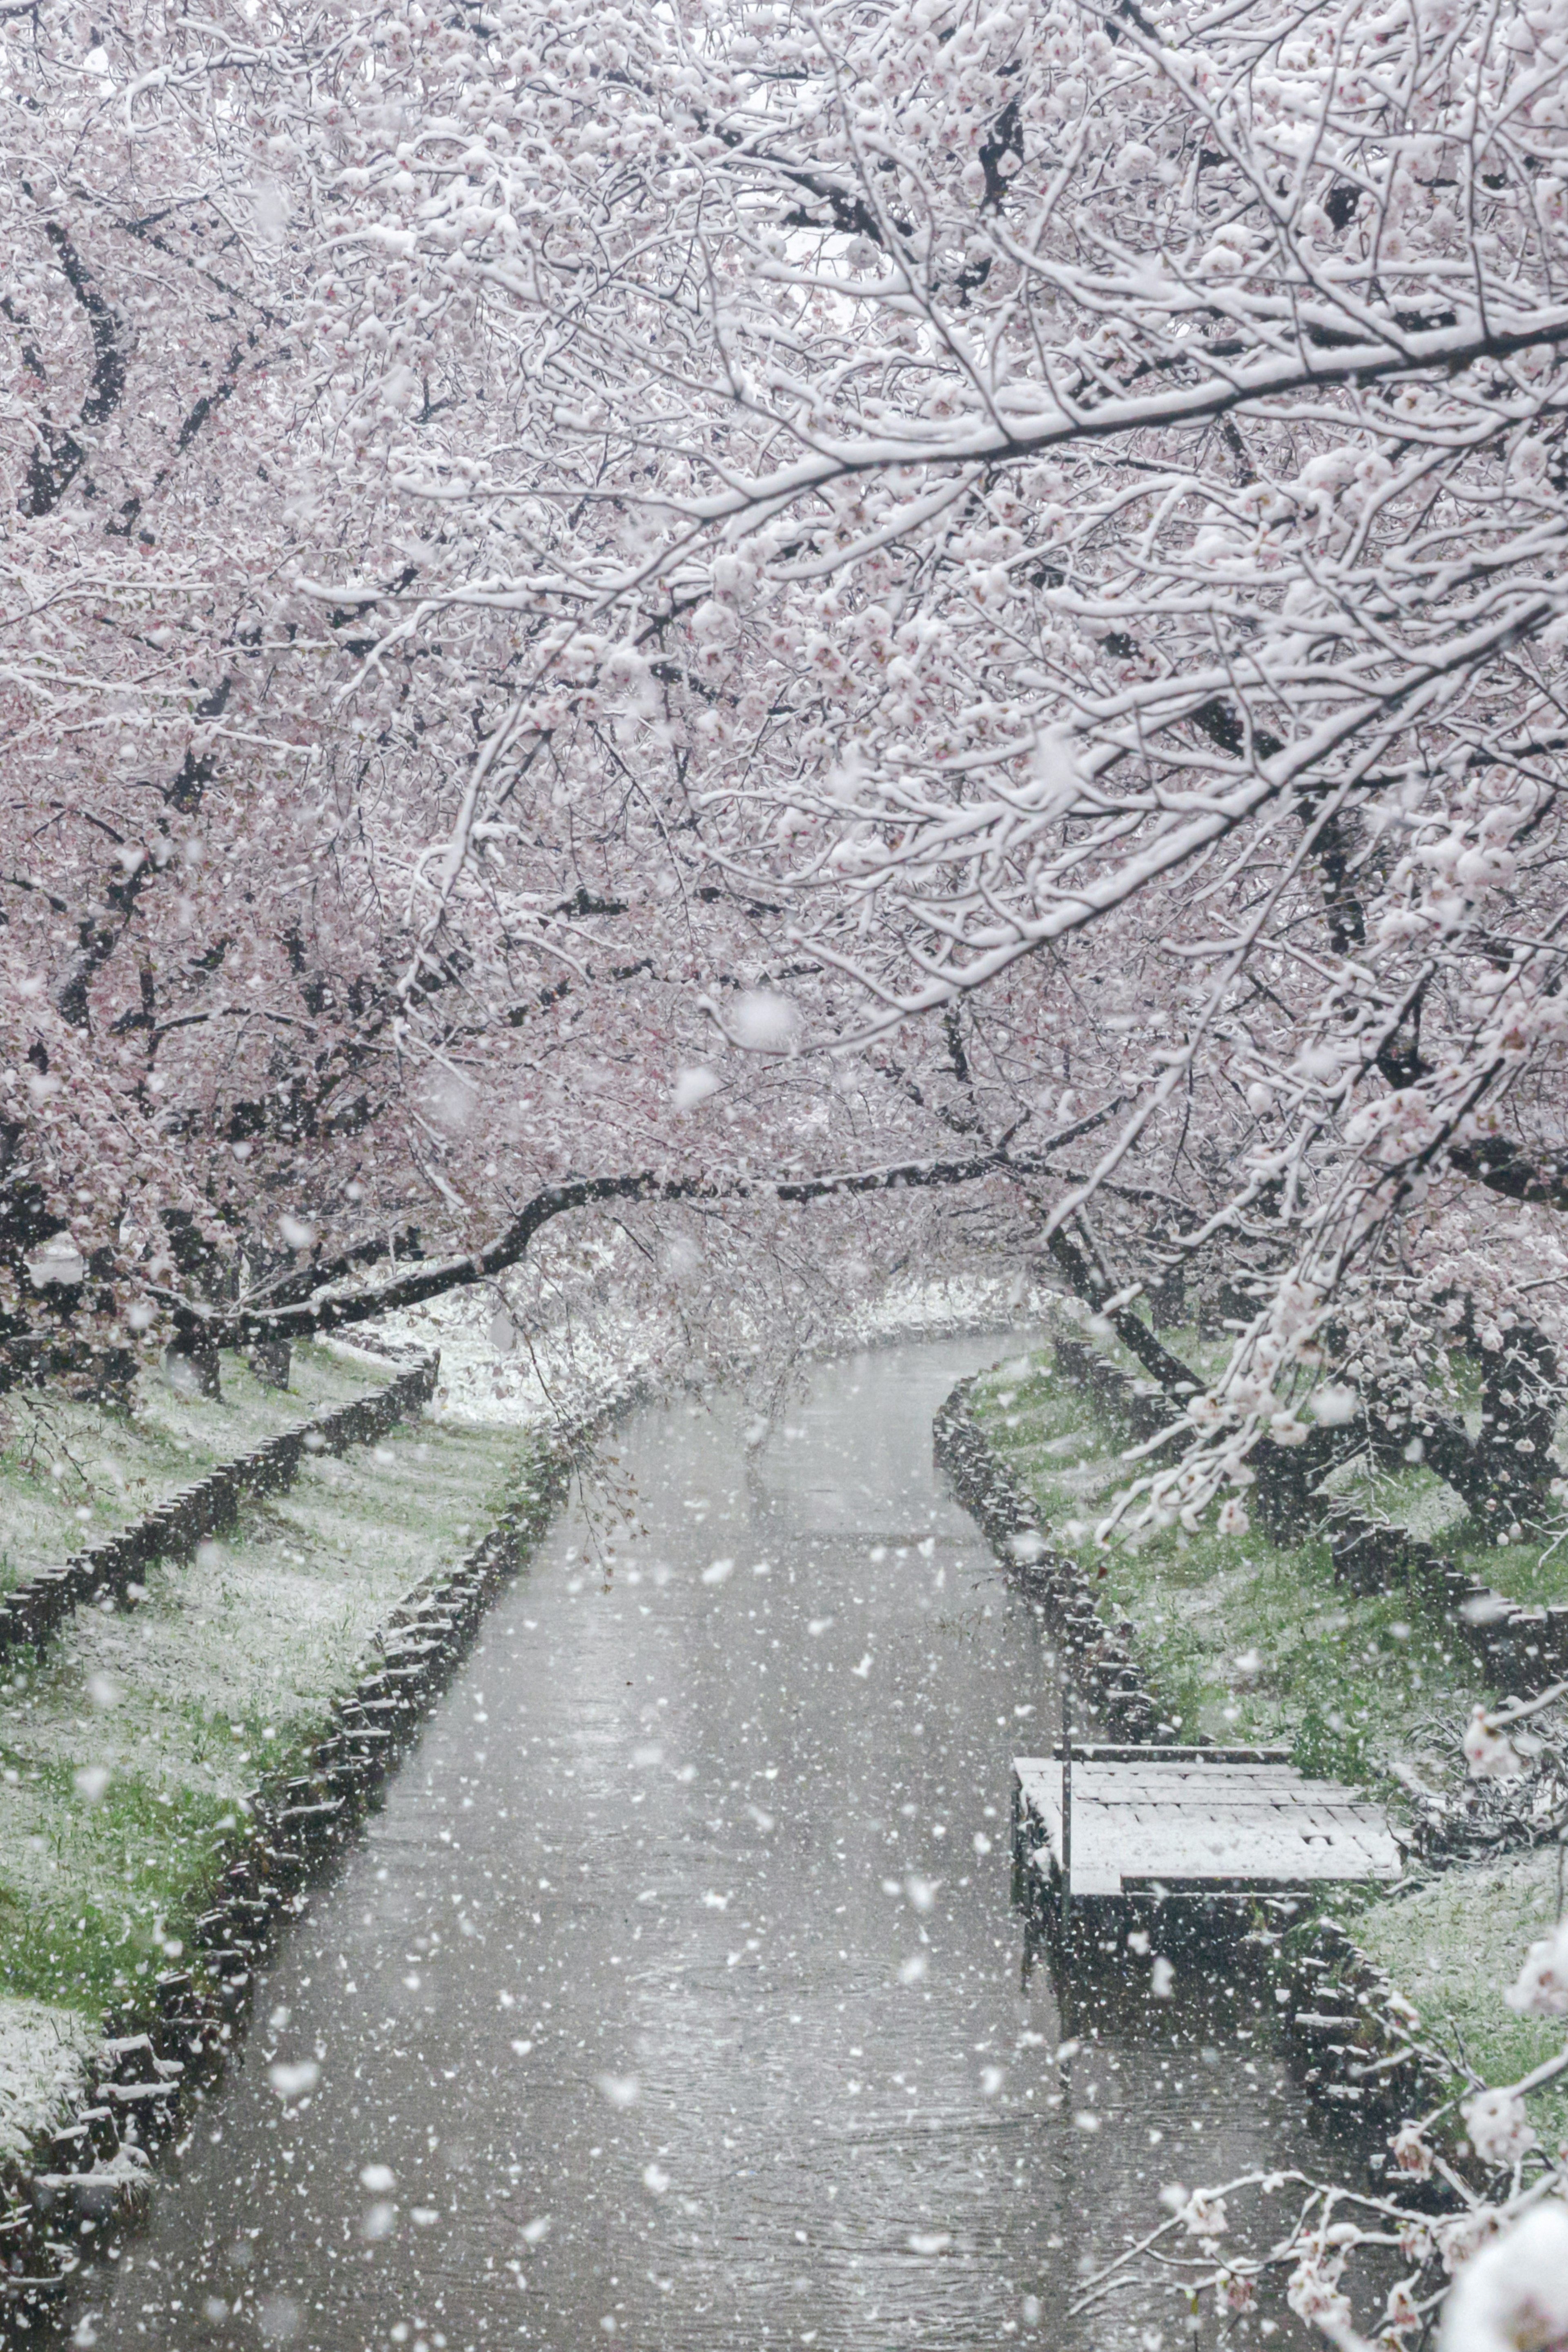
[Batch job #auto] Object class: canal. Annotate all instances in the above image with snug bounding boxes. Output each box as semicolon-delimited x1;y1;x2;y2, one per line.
72;1333;1336;2350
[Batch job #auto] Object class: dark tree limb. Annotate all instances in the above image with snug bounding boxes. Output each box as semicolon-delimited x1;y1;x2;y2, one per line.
1448;1137;1568;1209
21;222;127;517
1041;1221;1201;1396
55;679;231;1027
174;1150;1021;1350
1374;973;1430;1089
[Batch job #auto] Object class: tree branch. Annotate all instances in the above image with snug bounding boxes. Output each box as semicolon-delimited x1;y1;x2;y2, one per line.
1449;1138;1568;1211
175;1149;1020;1350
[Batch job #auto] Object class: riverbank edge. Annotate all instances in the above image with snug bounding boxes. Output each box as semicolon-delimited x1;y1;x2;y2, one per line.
931;1365;1456;2160
1016;1323;1568;1911
0;1368;615;2336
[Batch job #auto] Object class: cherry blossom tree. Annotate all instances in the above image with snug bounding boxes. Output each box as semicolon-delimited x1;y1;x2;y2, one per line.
0;0;1002;1393
255;0;1568;2328
6;0;1567;1503
5;0;1568;1466
8;0;1568;2330
225;0;1568;1514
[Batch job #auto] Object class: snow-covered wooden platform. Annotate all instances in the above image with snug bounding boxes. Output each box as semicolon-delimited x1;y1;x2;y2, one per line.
1013;1745;1404;1903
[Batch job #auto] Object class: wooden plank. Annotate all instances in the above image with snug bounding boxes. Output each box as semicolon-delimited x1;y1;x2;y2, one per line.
1085;1807;1399;1855
1016;1764;1395;1829
1097;1804;1391;1838
1093;1764;1297;1777
1040;1766;1386;1817
1012;1755;1403;1898
1052;1744;1295;1765
1081;1778;1316;1797
1064;1764;1301;1782
1079;1773;1303;1791
1020;1757;1301;1786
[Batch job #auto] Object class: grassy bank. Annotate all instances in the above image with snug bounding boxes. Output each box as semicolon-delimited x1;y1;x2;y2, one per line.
1325;1454;1568;1610
969;1342;1499;1793
0;1344;396;1591
1350;1852;1568;2148
0;1401;544;2150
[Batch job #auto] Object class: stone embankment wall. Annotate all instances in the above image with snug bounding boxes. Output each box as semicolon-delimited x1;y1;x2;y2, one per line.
1330;1521;1568;1697
0;1355;439;1668
933;1372;1165;1742
4;1481;565;2327
933;1365;1450;2146
1272;1915;1453;2139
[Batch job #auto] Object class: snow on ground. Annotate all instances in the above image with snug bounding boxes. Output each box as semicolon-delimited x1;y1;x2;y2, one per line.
0;1997;99;2165
0;1343;394;1587
969;1344;1490;1780
374;1257;1053;1429
0;1409;543;2154
1353;1844;1568;2149
8;1423;524;1820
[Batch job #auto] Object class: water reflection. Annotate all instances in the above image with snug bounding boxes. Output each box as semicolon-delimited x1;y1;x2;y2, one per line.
73;1336;1333;2351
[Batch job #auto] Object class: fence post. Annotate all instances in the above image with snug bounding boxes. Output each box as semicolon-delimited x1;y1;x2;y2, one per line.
1061;1729;1073;1929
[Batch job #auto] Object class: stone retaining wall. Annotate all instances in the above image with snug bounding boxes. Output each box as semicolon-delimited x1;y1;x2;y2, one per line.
934;1372;1165;1742
0;1354;439;1669
1330;1519;1568;1697
1272;1911;1454;2139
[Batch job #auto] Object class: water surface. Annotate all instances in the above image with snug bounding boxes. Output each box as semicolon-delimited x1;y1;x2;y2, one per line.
75;1335;1331;2350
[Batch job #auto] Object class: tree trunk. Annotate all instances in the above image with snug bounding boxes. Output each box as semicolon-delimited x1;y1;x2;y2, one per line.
164;1335;221;1400
247;1337;292;1390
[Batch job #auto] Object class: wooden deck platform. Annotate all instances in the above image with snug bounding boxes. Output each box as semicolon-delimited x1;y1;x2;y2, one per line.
1013;1745;1404;1903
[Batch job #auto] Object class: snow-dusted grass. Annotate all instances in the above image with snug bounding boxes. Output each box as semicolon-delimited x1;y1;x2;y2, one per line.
383;1288;667;1428
1323;1457;1568;1608
1349;1850;1568;2149
0;1412;542;2030
970;1348;1494;1793
0;1996;98;2166
0;1343;394;1590
1444;1523;1568;1609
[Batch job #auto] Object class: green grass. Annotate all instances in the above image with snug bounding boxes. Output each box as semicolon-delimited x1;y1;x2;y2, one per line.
1054;1321;1568;1610
0;1341;396;1592
0;1754;249;2016
1445;1527;1568;1608
971;1347;1501;1794
1348;1850;1568;2150
0;1409;546;2028
1323;1455;1568;1609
